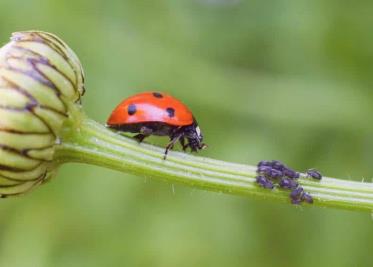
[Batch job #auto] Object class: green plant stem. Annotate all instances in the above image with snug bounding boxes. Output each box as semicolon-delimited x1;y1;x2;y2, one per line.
55;116;373;212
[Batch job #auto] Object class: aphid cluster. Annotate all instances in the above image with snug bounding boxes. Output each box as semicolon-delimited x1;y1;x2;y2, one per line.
256;160;322;204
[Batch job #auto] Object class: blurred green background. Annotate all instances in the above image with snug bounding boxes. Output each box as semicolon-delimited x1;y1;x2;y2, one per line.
1;0;373;266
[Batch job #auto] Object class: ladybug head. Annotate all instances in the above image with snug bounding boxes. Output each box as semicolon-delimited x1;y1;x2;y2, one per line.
185;123;207;152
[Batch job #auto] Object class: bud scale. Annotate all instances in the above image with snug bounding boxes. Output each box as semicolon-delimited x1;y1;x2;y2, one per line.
0;31;85;196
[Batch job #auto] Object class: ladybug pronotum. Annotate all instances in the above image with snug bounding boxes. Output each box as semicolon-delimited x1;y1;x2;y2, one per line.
106;91;207;159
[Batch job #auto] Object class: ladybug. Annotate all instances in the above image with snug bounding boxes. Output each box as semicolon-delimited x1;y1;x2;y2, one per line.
106;92;206;158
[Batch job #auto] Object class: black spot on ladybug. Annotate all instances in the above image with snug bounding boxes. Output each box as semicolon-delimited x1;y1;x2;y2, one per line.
153;92;163;98
128;104;137;115
166;107;175;118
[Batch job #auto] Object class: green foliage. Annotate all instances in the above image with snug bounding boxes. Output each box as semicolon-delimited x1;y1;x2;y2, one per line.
0;1;373;266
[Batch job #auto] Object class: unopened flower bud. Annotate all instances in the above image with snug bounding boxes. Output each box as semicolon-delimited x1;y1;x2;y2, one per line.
0;31;85;196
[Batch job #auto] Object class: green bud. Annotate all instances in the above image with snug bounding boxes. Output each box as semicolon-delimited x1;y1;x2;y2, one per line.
0;31;85;196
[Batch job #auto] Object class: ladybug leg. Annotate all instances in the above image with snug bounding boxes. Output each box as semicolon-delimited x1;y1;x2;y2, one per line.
164;133;183;159
133;134;147;143
134;126;153;143
179;137;188;151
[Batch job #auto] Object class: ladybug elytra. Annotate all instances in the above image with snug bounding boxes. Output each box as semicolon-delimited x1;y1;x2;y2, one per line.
106;92;206;158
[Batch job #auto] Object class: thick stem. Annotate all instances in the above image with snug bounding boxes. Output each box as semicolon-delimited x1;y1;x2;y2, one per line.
54;117;373;212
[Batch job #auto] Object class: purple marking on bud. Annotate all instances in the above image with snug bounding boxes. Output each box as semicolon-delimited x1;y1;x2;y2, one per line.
306;169;322;180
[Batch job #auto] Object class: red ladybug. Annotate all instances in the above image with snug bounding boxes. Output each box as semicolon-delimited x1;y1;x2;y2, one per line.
107;92;206;158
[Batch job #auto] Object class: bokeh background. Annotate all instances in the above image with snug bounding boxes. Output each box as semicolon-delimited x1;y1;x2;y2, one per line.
1;0;373;266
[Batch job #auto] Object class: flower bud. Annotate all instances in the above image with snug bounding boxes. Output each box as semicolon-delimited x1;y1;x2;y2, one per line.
0;31;85;196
